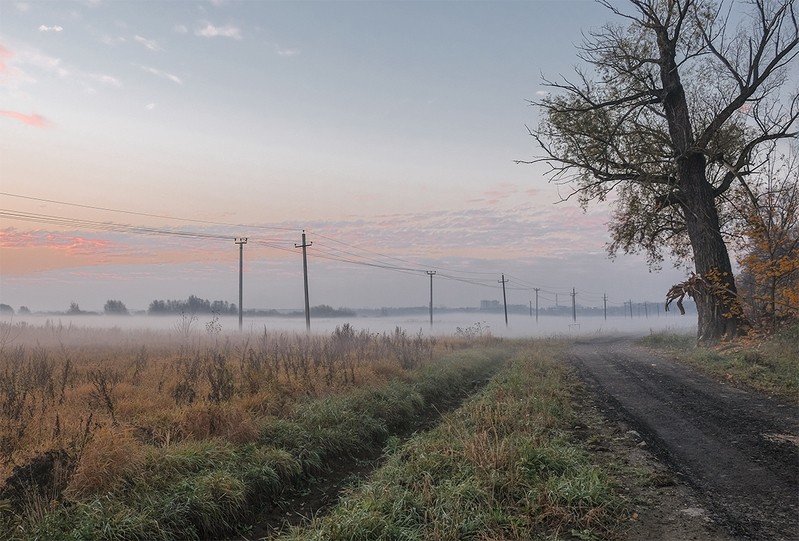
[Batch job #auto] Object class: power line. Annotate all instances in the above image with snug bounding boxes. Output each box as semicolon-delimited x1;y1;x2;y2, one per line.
0;209;233;241
312;240;425;273
308;229;499;277
0;191;296;232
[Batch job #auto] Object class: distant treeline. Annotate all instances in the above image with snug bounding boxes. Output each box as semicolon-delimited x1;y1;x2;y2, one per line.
148;295;237;315
307;304;356;318
247;305;356;318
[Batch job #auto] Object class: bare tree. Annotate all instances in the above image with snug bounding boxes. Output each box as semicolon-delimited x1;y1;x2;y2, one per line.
523;0;798;343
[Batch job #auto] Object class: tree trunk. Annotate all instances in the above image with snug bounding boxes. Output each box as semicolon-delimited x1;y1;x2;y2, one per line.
655;24;744;344
680;155;743;343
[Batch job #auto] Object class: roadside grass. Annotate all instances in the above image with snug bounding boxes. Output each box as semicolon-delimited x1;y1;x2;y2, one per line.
276;339;628;541
640;323;799;401
0;325;512;541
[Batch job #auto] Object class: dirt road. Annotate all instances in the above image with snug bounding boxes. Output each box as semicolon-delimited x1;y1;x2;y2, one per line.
568;337;799;541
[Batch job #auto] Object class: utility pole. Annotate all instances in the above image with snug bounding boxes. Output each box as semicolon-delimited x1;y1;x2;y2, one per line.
426;271;436;327
629;299;633;318
234;237;248;331
603;294;607;320
499;274;509;327
295;230;312;332
534;287;540;323
644;301;649;318
571;287;577;323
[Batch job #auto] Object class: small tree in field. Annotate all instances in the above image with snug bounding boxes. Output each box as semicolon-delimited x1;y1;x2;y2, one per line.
734;146;799;330
524;0;798;343
104;300;129;315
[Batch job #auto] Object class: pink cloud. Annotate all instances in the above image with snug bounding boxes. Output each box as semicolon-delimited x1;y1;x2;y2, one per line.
0;45;11;73
0;110;52;127
1;229;109;252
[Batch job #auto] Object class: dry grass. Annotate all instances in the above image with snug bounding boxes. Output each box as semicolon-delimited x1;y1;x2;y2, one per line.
66;426;145;497
0;320;439;486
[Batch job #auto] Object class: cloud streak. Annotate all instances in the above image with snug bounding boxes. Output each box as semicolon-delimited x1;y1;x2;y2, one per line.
195;22;242;40
276;46;300;57
137;64;182;84
134;35;161;51
89;73;122;87
0;110;51;127
0;228;233;275
0;45;12;74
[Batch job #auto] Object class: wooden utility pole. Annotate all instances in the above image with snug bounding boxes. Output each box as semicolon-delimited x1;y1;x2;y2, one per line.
426;271;436;327
234;237;248;331
571;288;577;322
534;287;540;323
603;294;608;320
295;231;312;332
499;274;509;327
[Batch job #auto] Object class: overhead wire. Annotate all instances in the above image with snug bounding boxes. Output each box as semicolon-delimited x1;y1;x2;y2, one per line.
0;209;234;241
308;229;500;277
0;191;297;232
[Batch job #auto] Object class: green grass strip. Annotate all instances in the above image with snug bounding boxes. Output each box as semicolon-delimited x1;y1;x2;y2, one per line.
277;339;626;541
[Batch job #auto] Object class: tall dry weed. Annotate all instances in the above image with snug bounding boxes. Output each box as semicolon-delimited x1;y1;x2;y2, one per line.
178;404;260;443
66;426;144;497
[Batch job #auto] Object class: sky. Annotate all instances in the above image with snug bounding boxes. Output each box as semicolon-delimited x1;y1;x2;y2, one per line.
0;0;697;315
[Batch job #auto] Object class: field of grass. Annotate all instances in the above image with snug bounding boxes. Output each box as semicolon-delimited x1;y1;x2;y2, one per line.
0;320;633;540
0;320;509;539
639;323;799;402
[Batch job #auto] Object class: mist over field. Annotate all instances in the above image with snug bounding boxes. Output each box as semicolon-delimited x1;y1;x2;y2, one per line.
2;310;696;340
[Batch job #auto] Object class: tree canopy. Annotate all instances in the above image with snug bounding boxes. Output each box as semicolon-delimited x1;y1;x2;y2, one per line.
524;0;798;342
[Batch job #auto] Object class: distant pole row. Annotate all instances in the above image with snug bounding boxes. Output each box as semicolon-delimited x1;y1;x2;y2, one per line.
233;237;665;333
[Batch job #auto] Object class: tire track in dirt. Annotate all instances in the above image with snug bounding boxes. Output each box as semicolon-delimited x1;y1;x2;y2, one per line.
567;336;799;541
